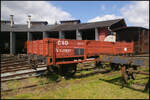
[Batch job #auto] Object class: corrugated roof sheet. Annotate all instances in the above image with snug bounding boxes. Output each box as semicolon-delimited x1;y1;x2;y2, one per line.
1;19;125;32
1;24;53;32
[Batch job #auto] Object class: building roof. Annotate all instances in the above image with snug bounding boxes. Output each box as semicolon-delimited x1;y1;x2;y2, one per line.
1;18;126;32
30;21;48;25
114;26;149;31
79;19;125;30
47;18;126;31
60;20;81;24
115;26;149;42
1;24;52;32
1;20;11;25
1;20;10;23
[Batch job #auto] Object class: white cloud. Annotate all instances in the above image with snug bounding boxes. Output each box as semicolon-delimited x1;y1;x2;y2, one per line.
88;14;123;22
88;1;149;28
1;1;74;24
121;1;149;28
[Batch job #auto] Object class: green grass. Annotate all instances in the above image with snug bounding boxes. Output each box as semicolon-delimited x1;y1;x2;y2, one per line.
4;74;60;90
132;74;149;85
9;93;34;99
138;66;149;72
2;71;149;99
2;64;149;99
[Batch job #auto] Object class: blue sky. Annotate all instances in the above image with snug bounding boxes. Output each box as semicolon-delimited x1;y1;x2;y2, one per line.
50;1;132;24
1;1;149;28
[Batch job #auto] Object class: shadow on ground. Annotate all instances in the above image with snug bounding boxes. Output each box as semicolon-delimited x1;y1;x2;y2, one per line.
98;76;149;93
38;66;149;93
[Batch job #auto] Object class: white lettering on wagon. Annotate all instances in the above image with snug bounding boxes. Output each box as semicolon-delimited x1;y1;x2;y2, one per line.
56;48;71;53
57;40;69;46
77;42;84;45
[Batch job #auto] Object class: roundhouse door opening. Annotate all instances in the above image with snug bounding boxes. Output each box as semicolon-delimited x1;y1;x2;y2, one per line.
15;32;27;54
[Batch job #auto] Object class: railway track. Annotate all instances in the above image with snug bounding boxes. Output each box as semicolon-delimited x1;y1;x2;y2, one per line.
1;54;149;83
1;54;47;82
1;68;148;93
1;66;47;82
0;54;95;82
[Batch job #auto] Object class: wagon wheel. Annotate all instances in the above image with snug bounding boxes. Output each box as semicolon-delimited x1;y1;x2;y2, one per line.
131;72;136;80
95;61;102;69
127;67;136;80
144;79;149;92
130;65;138;80
47;66;53;72
110;63;115;71
47;64;77;77
47;65;62;82
63;64;77;77
115;64;120;70
68;64;77;76
47;65;60;74
110;63;120;71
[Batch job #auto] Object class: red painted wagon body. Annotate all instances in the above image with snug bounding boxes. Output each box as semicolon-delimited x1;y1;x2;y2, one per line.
27;38;133;66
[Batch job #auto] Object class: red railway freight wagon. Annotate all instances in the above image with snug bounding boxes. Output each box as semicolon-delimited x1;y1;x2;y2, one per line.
27;38;133;66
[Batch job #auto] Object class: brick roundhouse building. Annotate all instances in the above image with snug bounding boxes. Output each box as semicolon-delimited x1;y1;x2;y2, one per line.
1;15;149;54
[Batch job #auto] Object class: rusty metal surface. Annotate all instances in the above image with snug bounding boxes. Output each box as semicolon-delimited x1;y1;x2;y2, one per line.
121;65;128;84
99;55;149;67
